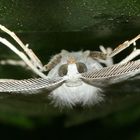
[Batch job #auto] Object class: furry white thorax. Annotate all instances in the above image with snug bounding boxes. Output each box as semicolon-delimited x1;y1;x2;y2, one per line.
47;50;104;108
67;63;79;76
65;63;82;87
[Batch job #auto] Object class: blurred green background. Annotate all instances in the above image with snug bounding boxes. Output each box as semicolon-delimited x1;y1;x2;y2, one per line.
0;0;140;139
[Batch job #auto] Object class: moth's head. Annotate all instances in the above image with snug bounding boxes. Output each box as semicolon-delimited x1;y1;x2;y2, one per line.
58;56;87;77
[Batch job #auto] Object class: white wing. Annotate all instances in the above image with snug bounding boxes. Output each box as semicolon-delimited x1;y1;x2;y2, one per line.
81;60;140;87
0;77;64;92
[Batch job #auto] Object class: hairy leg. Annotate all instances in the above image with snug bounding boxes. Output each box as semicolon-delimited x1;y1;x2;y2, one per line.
90;46;113;67
0;59;26;67
98;35;140;65
44;53;62;71
109;34;140;57
0;31;47;78
119;47;140;64
0;25;46;71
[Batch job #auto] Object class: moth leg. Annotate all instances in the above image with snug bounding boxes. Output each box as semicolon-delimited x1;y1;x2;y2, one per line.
0;32;47;78
90;46;113;67
109;34;140;57
99;45;113;66
0;25;47;72
0;59;26;68
119;47;140;64
43;53;62;71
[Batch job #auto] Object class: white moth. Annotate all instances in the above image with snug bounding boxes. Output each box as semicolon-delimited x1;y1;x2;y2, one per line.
0;25;139;108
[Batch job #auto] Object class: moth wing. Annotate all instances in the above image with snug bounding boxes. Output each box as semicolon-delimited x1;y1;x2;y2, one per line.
0;77;64;92
81;60;140;87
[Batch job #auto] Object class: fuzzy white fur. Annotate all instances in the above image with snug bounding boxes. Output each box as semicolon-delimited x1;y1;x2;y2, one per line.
47;50;104;108
49;82;104;108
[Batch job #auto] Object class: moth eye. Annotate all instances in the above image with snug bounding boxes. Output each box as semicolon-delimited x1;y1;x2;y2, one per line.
58;64;68;76
76;62;87;73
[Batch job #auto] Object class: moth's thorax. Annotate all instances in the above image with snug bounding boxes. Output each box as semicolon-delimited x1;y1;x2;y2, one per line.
47;51;103;80
65;63;82;87
67;63;79;76
67;56;78;75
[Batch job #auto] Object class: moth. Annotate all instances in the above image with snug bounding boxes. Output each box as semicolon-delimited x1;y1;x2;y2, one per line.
0;25;139;108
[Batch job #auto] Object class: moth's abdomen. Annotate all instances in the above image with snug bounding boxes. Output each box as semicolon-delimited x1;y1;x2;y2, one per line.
49;82;103;108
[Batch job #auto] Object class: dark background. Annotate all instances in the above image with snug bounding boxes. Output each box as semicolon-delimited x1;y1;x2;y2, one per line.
0;0;140;139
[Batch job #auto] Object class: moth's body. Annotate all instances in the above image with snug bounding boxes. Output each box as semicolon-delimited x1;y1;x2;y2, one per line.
0;25;139;108
47;50;103;107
